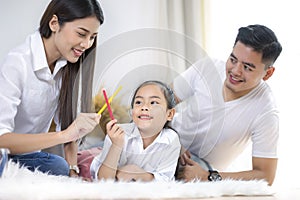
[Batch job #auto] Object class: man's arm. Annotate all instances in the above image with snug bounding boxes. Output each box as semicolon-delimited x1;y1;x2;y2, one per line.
181;156;277;186
170;83;182;104
220;157;277;185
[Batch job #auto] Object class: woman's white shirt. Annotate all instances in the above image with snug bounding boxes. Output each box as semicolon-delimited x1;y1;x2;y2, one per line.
0;31;66;136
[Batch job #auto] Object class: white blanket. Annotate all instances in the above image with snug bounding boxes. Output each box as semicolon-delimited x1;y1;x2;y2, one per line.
0;161;274;199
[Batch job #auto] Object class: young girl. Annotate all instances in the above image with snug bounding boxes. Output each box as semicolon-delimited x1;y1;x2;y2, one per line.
90;80;181;181
0;0;103;176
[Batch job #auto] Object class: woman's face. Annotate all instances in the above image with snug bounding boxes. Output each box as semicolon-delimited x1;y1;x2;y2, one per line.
131;84;174;137
51;16;100;63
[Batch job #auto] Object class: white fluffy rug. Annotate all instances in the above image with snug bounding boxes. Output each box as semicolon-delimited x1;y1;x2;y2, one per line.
0;161;274;200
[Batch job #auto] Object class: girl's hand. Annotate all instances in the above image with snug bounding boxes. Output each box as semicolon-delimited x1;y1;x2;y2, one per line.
116;165;154;182
106;119;124;148
116;165;139;181
64;113;101;142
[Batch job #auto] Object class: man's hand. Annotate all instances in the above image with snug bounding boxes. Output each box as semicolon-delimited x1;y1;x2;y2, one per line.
179;149;191;166
179;155;209;182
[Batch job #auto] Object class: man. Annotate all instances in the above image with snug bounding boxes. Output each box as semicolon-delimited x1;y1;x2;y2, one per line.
172;24;282;185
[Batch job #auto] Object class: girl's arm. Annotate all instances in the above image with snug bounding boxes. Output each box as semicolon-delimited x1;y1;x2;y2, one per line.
116;132;181;182
116;164;154;182
97;143;123;180
97;120;124;180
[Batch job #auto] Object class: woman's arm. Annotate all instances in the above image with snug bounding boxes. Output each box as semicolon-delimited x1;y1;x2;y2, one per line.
0;132;66;154
0;113;101;154
64;141;78;177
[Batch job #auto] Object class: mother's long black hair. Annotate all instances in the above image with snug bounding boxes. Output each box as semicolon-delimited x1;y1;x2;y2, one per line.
39;0;104;130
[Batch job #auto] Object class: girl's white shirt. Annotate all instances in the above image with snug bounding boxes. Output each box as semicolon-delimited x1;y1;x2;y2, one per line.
90;123;181;181
0;31;66;138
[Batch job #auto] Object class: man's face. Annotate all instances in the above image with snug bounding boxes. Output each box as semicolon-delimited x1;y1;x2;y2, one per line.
224;41;271;100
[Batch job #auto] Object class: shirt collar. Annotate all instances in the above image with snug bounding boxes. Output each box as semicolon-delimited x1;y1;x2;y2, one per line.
30;31;67;73
53;59;67;76
122;123;171;145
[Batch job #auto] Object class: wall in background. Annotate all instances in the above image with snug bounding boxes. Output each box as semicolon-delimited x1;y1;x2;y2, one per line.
0;1;50;62
0;0;299;189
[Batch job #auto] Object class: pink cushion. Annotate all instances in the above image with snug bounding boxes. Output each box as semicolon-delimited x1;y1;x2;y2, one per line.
77;147;102;179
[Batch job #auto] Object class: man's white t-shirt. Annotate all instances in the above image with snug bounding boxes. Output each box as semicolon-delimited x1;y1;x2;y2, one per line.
171;57;278;170
90;123;181;181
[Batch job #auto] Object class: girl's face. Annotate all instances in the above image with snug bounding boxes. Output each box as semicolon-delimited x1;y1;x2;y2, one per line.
132;84;175;137
50;16;100;63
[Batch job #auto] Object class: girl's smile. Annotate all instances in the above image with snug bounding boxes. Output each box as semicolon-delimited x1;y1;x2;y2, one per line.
138;114;153;120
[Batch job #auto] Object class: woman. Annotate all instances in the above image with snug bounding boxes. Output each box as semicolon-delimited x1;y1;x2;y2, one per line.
0;0;103;176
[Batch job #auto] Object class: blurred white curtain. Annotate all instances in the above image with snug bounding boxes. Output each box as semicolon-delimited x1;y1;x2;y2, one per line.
158;0;207;72
94;0;208;97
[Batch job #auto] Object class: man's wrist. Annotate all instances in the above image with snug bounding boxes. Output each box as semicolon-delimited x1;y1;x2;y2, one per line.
208;170;222;181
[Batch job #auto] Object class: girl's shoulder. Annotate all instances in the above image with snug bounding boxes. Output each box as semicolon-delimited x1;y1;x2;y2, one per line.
160;128;180;144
